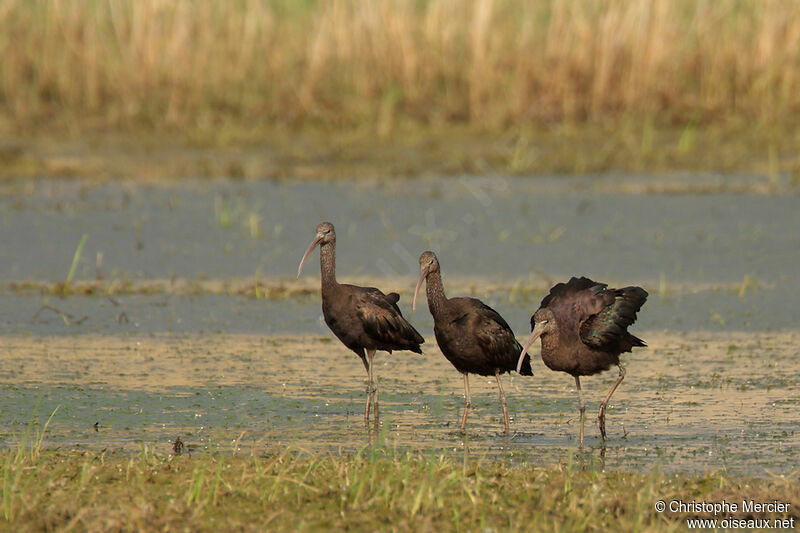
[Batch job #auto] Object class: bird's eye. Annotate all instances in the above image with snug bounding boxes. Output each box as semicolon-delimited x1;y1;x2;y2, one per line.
541;320;548;325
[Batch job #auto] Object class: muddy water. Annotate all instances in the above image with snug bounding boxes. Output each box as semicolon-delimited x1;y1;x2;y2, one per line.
1;177;799;476
1;332;797;476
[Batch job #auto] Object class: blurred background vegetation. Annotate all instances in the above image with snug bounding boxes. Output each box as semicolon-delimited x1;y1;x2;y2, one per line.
1;0;799;179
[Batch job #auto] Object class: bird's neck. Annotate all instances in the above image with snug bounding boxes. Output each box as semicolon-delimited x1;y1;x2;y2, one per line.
425;271;448;317
540;330;560;359
319;242;338;291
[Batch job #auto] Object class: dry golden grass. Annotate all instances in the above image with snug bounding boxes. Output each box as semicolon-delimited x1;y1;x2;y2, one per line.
2;0;800;137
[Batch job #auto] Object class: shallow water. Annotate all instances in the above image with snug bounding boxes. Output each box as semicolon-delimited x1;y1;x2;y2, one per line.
1;332;797;476
1;177;799;477
1;176;798;284
4;285;800;337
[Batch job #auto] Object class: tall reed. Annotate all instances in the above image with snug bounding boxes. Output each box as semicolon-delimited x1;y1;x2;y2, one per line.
1;0;799;134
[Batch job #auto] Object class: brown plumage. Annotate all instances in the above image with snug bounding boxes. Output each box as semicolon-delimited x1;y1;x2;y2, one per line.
414;251;532;433
297;222;424;423
517;276;647;445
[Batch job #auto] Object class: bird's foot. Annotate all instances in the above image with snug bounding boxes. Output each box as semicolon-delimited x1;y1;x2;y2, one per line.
460;407;470;433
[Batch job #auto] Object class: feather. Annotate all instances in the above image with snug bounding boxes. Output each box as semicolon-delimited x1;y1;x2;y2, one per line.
580;286;648;351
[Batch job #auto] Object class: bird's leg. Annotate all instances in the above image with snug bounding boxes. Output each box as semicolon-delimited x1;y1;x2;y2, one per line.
494;370;509;433
598;364;626;441
460;373;471;432
371;353;379;423
364;376;371;424
364;349;378;424
575;376;585;447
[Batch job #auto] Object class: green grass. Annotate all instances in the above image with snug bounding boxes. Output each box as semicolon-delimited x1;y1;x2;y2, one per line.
0;444;796;531
57;234;89;295
2;121;800;181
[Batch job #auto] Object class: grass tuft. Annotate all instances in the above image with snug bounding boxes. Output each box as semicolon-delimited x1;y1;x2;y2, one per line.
60;234;88;294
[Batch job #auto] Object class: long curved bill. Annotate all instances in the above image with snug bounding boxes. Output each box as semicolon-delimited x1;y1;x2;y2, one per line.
516;321;546;373
412;266;429;312
297;234;323;278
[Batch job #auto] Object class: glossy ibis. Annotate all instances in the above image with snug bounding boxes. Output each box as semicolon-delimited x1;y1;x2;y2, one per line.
413;251;532;433
297;222;424;423
516;276;647;445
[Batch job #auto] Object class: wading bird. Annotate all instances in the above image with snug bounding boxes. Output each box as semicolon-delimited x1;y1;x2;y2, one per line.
413;251;532;432
297;222;424;423
516;277;647;445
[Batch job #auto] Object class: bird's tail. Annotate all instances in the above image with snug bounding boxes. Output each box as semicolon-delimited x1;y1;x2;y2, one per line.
517;351;533;376
405;324;425;354
625;333;646;350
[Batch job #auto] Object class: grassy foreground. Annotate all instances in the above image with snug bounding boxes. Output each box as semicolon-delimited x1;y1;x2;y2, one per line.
2;444;797;531
2;0;800;179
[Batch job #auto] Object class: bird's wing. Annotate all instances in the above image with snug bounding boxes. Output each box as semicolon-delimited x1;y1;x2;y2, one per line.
453;299;524;367
354;286;401;314
540;277;608;334
540;276;605;309
579;286;648;350
351;286;424;346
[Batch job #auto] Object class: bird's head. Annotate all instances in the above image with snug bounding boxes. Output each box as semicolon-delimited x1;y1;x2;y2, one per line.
516;308;555;373
530;308;556;334
314;222;336;245
297;222;336;278
412;251;439;311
